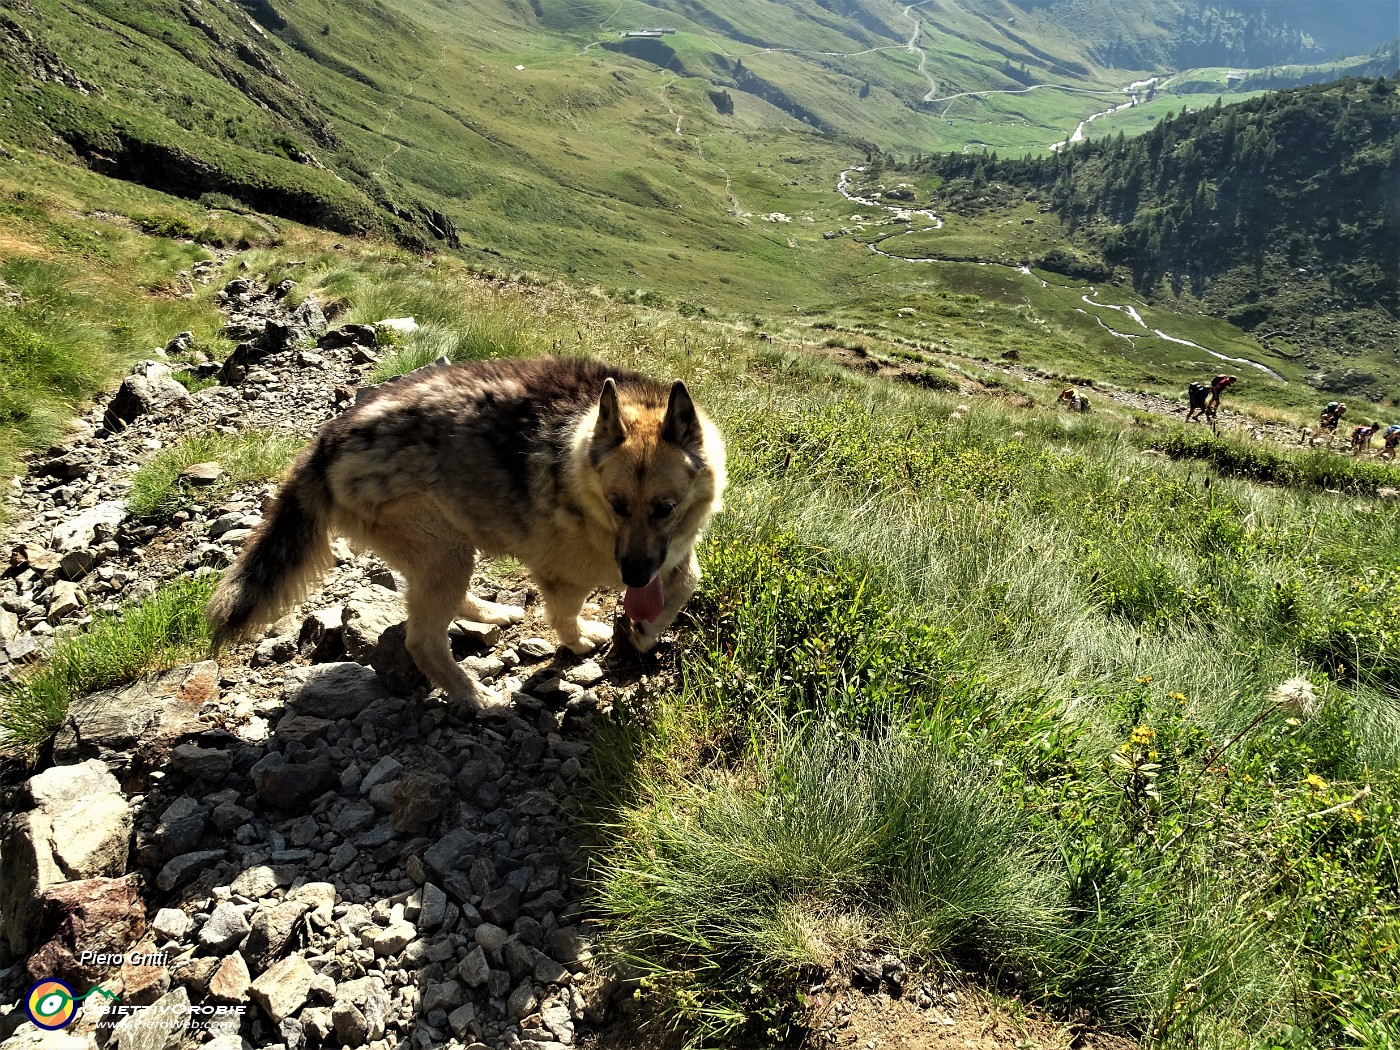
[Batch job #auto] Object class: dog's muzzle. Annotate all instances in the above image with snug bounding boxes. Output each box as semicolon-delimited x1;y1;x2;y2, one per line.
619;558;660;589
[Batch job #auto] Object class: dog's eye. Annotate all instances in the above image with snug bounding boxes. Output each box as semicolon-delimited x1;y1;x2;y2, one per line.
651;501;676;519
609;497;630;517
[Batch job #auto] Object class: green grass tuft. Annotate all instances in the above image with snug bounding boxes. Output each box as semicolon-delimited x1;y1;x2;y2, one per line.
0;573;218;751
126;430;301;522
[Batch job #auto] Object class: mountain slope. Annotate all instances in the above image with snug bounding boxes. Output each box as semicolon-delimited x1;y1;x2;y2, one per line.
908;76;1400;398
2;0;1397;411
5;0;1395;270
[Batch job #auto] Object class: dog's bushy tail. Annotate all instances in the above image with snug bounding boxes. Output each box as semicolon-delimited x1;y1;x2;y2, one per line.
206;444;336;652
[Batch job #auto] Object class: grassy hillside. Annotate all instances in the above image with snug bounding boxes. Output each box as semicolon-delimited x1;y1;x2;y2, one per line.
0;1;1398;1046
0;152;282;480
4;219;1400;1047
5;0;1394;419
900;77;1400;400
293;236;1400;1050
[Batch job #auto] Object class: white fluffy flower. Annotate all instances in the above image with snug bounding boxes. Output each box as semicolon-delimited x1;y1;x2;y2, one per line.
1269;677;1320;719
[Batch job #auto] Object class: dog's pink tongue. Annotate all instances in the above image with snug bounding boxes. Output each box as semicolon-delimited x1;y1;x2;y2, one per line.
624;577;665;622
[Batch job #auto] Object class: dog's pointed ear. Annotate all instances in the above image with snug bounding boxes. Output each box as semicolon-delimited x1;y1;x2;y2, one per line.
593;378;625;449
661;381;701;450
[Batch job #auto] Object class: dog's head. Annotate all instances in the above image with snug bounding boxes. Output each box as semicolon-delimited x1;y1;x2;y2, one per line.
583;378;726;589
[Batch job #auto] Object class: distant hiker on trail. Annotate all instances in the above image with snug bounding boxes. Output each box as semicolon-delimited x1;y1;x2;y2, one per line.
1187;374;1237;422
1205;374;1237;418
1382;423;1400;461
1320;401;1347;440
1057;386;1090;412
1350;422;1382;455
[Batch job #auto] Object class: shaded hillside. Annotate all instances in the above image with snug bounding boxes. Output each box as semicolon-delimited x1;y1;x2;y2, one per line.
0;0;457;248
912;77;1400;397
1023;0;1398;72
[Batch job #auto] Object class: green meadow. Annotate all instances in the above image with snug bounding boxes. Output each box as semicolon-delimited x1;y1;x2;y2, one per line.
249;249;1400;1048
1;174;1398;1044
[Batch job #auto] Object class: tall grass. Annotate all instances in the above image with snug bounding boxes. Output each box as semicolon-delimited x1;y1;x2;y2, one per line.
0;185;239;482
368;312;548;381
594;719;1067;1043
582;335;1400;1047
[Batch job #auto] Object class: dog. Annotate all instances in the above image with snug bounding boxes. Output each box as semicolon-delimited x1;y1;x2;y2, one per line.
206;356;727;715
1057;386;1090;413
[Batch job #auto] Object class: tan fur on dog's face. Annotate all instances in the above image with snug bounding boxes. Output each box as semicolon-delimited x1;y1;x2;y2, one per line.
583;379;721;587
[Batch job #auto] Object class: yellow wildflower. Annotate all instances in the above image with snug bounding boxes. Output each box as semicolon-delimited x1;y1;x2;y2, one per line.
1138;675;1153;685
1305;773;1328;793
1131;725;1156;747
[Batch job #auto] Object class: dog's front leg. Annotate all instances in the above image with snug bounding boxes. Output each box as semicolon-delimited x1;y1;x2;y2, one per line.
538;577;613;654
625;552;699;653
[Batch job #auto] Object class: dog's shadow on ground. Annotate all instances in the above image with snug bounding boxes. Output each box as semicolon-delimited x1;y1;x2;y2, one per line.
93;594;679;1050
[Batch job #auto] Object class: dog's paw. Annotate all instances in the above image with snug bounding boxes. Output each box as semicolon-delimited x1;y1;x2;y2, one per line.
463;595;526;626
623;618;662;654
447;684;513;721
562;619;613;654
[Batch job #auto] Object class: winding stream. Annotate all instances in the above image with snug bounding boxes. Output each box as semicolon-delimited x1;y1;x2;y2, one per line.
1081;290;1285;379
1050;77;1158;151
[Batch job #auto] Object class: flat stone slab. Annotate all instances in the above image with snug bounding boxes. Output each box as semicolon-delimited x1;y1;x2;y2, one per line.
53;662;219;767
282;662;390;719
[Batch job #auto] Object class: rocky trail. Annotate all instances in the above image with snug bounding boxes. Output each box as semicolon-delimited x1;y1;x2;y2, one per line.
0;261;659;1050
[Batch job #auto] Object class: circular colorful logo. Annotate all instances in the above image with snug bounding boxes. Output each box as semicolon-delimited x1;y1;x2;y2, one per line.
26;979;77;1030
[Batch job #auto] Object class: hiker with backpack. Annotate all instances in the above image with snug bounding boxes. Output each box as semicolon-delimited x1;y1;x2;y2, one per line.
1206;374;1237;418
1381;423;1400;461
1058;386;1090;413
1319;401;1348;443
1186;374;1237;423
1350;422;1383;455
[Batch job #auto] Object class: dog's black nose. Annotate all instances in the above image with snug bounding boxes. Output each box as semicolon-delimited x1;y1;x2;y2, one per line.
619;559;657;588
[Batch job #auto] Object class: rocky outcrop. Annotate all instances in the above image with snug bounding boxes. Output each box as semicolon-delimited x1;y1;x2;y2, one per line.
0;760;133;955
0;9;101;95
103;362;192;432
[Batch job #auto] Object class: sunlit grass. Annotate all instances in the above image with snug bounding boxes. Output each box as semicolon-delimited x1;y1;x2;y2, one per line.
0;574;217;752
127;430;301;521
